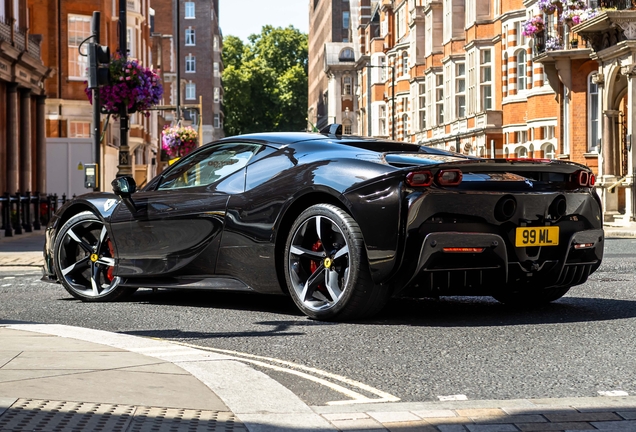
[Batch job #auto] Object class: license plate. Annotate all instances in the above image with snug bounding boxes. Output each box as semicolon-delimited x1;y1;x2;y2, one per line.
515;226;559;247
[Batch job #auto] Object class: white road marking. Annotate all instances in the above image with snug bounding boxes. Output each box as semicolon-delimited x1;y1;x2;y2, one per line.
1;284;10;287
598;390;629;397
438;394;468;401
3;277;15;279
173;341;400;405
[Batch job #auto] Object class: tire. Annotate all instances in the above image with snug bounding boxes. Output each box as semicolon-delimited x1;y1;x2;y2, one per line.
53;211;137;302
492;286;571;306
283;204;388;321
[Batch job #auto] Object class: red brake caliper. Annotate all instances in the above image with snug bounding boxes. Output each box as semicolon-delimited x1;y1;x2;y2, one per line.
309;240;327;293
106;239;115;282
309;240;322;274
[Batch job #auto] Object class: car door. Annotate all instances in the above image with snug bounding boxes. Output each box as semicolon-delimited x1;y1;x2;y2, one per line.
110;142;263;277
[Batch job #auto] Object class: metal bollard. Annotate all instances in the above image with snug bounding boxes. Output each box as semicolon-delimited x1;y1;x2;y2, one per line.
23;191;33;233
3;192;12;237
13;192;22;235
33;192;41;230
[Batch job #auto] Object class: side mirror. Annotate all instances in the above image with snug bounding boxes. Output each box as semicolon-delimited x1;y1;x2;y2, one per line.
111;176;137;197
111;176;138;213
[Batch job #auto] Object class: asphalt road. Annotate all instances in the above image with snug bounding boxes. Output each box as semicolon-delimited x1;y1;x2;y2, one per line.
1;238;635;406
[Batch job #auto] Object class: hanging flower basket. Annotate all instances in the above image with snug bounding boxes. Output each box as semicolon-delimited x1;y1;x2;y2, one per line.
522;15;545;37
538;0;562;14
161;125;198;159
85;54;163;118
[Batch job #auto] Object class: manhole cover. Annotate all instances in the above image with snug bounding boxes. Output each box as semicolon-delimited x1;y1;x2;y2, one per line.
0;399;246;432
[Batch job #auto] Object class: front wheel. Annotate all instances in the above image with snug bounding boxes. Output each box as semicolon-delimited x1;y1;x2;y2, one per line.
53;211;136;302
492;286;571;306
283;204;388;321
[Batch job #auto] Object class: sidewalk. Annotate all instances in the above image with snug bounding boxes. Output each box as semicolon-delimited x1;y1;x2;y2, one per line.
2;324;636;432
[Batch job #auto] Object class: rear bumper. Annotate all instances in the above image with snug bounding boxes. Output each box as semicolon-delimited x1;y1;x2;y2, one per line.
398;228;603;296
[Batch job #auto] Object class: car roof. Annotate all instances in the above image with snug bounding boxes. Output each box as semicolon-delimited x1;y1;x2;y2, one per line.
219;131;426;152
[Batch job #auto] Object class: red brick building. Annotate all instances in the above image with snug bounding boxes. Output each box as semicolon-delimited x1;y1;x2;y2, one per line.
308;0;636;224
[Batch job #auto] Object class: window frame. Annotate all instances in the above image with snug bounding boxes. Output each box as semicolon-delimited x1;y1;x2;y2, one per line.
185;82;196;100
67;14;91;80
185;1;195;19
588;73;600;152
185;54;196;73
185;27;196;46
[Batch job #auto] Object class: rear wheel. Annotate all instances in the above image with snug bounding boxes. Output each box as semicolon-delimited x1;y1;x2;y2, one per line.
53;211;136;302
492;286;571;306
284;204;388;321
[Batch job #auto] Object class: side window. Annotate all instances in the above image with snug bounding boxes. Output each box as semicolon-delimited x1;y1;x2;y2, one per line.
158;143;262;190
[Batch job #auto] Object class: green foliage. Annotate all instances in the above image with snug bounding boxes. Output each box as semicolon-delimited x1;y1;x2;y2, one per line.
222;26;308;136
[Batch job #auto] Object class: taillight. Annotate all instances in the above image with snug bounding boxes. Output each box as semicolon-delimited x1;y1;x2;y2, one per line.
406;170;433;187
573;170;594;187
442;247;485;253
436;169;463;186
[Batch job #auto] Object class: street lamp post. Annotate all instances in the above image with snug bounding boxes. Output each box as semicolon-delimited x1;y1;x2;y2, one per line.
366;62;395;140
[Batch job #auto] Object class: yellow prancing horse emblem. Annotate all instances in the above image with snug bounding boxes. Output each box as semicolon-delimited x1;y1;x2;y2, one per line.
324;258;332;269
90;254;99;262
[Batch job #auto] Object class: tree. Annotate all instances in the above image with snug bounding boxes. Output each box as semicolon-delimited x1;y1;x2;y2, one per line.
222;26;308;136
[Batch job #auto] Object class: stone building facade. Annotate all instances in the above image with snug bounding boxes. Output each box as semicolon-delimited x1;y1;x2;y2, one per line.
0;0;51;196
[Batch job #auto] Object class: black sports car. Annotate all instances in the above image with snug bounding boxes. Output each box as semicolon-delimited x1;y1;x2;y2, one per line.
43;128;604;320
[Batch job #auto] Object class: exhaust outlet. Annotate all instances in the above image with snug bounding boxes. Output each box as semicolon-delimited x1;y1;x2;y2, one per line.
550;195;567;219
494;196;517;222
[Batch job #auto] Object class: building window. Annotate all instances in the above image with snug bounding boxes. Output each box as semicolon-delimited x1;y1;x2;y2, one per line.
213;35;219;51
343;76;352;95
436;74;444;125
517;146;528;158
544;143;556;159
379;56;387;82
396;4;406;40
468;51;476;115
186;82;196;100
418;82;426;130
69;121;91;138
480;49;492;110
185;54;196;72
214;62;220;77
589;73;600;152
127;27;135;57
68;14;91;79
519;130;527;143
214;87;219;103
456;63;466;118
378;104;387;136
185;2;195;18
402;52;409;75
343;122;352;135
185;28;195;46
214;113;220;128
343;11;349;29
402;114;409;140
517;49;527;91
339;48;354;61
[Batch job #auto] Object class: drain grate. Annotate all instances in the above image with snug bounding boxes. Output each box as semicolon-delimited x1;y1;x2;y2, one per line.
0;399;246;432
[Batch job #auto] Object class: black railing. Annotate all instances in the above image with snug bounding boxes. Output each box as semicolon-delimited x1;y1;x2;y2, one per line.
598;0;635;9
0;192;74;238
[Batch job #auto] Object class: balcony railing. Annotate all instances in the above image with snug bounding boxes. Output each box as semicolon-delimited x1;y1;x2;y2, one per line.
593;0;634;9
0;19;42;60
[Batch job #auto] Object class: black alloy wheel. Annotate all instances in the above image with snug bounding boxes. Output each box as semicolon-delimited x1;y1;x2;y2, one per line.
284;204;388;320
53;211;135;301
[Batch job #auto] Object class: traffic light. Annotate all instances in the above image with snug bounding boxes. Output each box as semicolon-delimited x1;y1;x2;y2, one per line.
87;43;110;89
